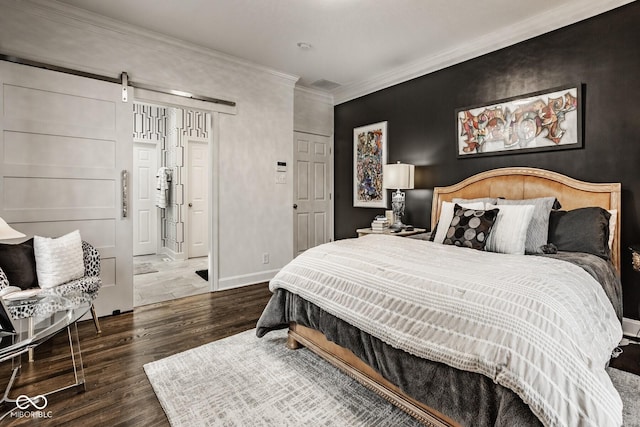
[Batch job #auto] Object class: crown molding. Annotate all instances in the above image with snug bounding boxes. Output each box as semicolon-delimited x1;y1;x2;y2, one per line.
12;0;299;86
332;0;635;104
294;85;334;105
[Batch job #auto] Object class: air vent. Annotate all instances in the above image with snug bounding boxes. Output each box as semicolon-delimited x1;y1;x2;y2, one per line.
310;79;341;90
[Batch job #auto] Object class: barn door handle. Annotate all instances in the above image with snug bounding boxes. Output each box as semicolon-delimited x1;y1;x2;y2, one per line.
122;170;129;218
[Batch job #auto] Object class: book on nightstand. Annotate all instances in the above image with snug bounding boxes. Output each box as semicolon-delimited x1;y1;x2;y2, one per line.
371;215;390;233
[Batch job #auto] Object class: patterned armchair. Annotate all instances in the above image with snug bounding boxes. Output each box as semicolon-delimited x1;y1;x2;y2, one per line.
2;241;102;333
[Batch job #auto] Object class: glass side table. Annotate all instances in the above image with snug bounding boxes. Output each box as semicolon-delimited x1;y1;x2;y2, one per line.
0;293;92;419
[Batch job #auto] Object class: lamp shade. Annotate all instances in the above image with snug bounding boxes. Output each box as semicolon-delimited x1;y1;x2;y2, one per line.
0;217;25;240
383;162;415;190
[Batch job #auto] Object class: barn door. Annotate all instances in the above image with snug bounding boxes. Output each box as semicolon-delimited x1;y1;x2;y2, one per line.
0;60;133;316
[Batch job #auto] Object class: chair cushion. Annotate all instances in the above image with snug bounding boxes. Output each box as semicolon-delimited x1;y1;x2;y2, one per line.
40;276;101;298
9;276;101;320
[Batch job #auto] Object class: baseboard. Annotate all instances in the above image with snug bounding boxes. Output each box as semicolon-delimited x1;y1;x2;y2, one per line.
623;317;640;339
158;247;186;261
217;269;278;291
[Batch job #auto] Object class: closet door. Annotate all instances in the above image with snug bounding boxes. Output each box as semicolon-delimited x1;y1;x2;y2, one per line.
0;60;133;316
293;132;332;257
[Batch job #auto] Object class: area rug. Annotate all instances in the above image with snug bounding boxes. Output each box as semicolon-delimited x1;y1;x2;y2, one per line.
134;262;158;275
195;269;208;281
144;329;421;426
144;329;640;427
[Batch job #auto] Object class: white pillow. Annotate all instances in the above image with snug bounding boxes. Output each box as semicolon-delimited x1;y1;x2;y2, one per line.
433;201;485;244
484;204;535;255
608;209;617;251
34;230;85;289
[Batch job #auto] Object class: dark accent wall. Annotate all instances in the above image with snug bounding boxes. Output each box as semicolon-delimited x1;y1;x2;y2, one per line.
334;3;640;319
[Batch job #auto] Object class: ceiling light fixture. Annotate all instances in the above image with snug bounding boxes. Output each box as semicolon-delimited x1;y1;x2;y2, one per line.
297;42;312;50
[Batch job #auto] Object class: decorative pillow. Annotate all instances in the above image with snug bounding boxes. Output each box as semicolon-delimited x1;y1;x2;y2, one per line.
442;204;499;250
548;207;611;259
428;224;437;241
432;201;485;244
0;267;9;291
0;239;38;290
607;209;617;251
452;197;499;205
484;204;535;255
34;230;85;289
496;197;556;254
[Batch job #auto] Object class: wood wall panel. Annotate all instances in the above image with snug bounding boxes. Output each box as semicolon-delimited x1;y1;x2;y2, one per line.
4;132;115;169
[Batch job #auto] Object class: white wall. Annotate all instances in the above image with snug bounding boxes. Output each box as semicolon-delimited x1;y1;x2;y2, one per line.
0;0;297;289
294;86;334;137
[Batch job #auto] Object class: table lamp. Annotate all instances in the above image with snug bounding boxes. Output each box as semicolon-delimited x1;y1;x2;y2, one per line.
383;161;415;231
0;217;25;240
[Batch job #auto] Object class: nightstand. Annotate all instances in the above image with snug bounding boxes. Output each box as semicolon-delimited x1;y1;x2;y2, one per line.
356;227;426;237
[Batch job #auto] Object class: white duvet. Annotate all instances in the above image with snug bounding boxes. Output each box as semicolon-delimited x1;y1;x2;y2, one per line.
269;234;623;427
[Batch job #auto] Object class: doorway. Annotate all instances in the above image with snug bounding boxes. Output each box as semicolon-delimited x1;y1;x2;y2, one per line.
132;103;212;306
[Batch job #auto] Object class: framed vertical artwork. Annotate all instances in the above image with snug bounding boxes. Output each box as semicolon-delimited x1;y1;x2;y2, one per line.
353;121;387;208
456;84;582;158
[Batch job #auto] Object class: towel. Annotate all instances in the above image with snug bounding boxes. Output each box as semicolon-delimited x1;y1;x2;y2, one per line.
156;167;171;208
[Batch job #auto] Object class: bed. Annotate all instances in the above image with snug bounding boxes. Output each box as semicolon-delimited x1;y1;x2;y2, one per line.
256;167;623;427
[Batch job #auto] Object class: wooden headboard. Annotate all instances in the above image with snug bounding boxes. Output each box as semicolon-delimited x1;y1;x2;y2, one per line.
432;167;622;273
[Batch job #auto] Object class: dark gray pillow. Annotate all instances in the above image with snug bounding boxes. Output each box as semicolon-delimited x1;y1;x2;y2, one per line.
0;238;38;290
548;207;611;260
443;205;499;250
496;197;556;254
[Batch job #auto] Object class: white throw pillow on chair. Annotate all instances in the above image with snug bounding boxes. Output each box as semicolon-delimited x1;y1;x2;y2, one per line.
34;230;85;289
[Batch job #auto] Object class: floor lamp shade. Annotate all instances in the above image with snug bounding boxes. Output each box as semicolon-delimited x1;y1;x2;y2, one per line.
0;217;25;240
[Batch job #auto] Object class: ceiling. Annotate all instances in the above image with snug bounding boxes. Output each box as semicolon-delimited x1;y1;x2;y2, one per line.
55;0;631;103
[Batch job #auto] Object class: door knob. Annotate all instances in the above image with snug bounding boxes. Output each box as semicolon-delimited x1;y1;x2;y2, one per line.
293;204;298;209
188;203;193;207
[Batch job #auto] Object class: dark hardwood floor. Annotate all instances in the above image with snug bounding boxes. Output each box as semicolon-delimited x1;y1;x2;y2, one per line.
0;282;273;426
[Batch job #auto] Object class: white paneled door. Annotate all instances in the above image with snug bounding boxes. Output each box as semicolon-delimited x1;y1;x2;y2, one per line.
293;132;332;257
0;61;134;316
133;143;158;256
187;139;209;258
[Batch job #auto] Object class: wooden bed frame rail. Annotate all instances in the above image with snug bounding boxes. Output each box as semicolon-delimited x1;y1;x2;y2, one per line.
288;323;459;427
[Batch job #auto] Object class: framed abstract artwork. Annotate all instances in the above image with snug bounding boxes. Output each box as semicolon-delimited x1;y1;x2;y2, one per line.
353;121;387;208
456;84;582;158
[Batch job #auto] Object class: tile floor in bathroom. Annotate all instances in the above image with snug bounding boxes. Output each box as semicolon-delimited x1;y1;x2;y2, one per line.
133;254;209;306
